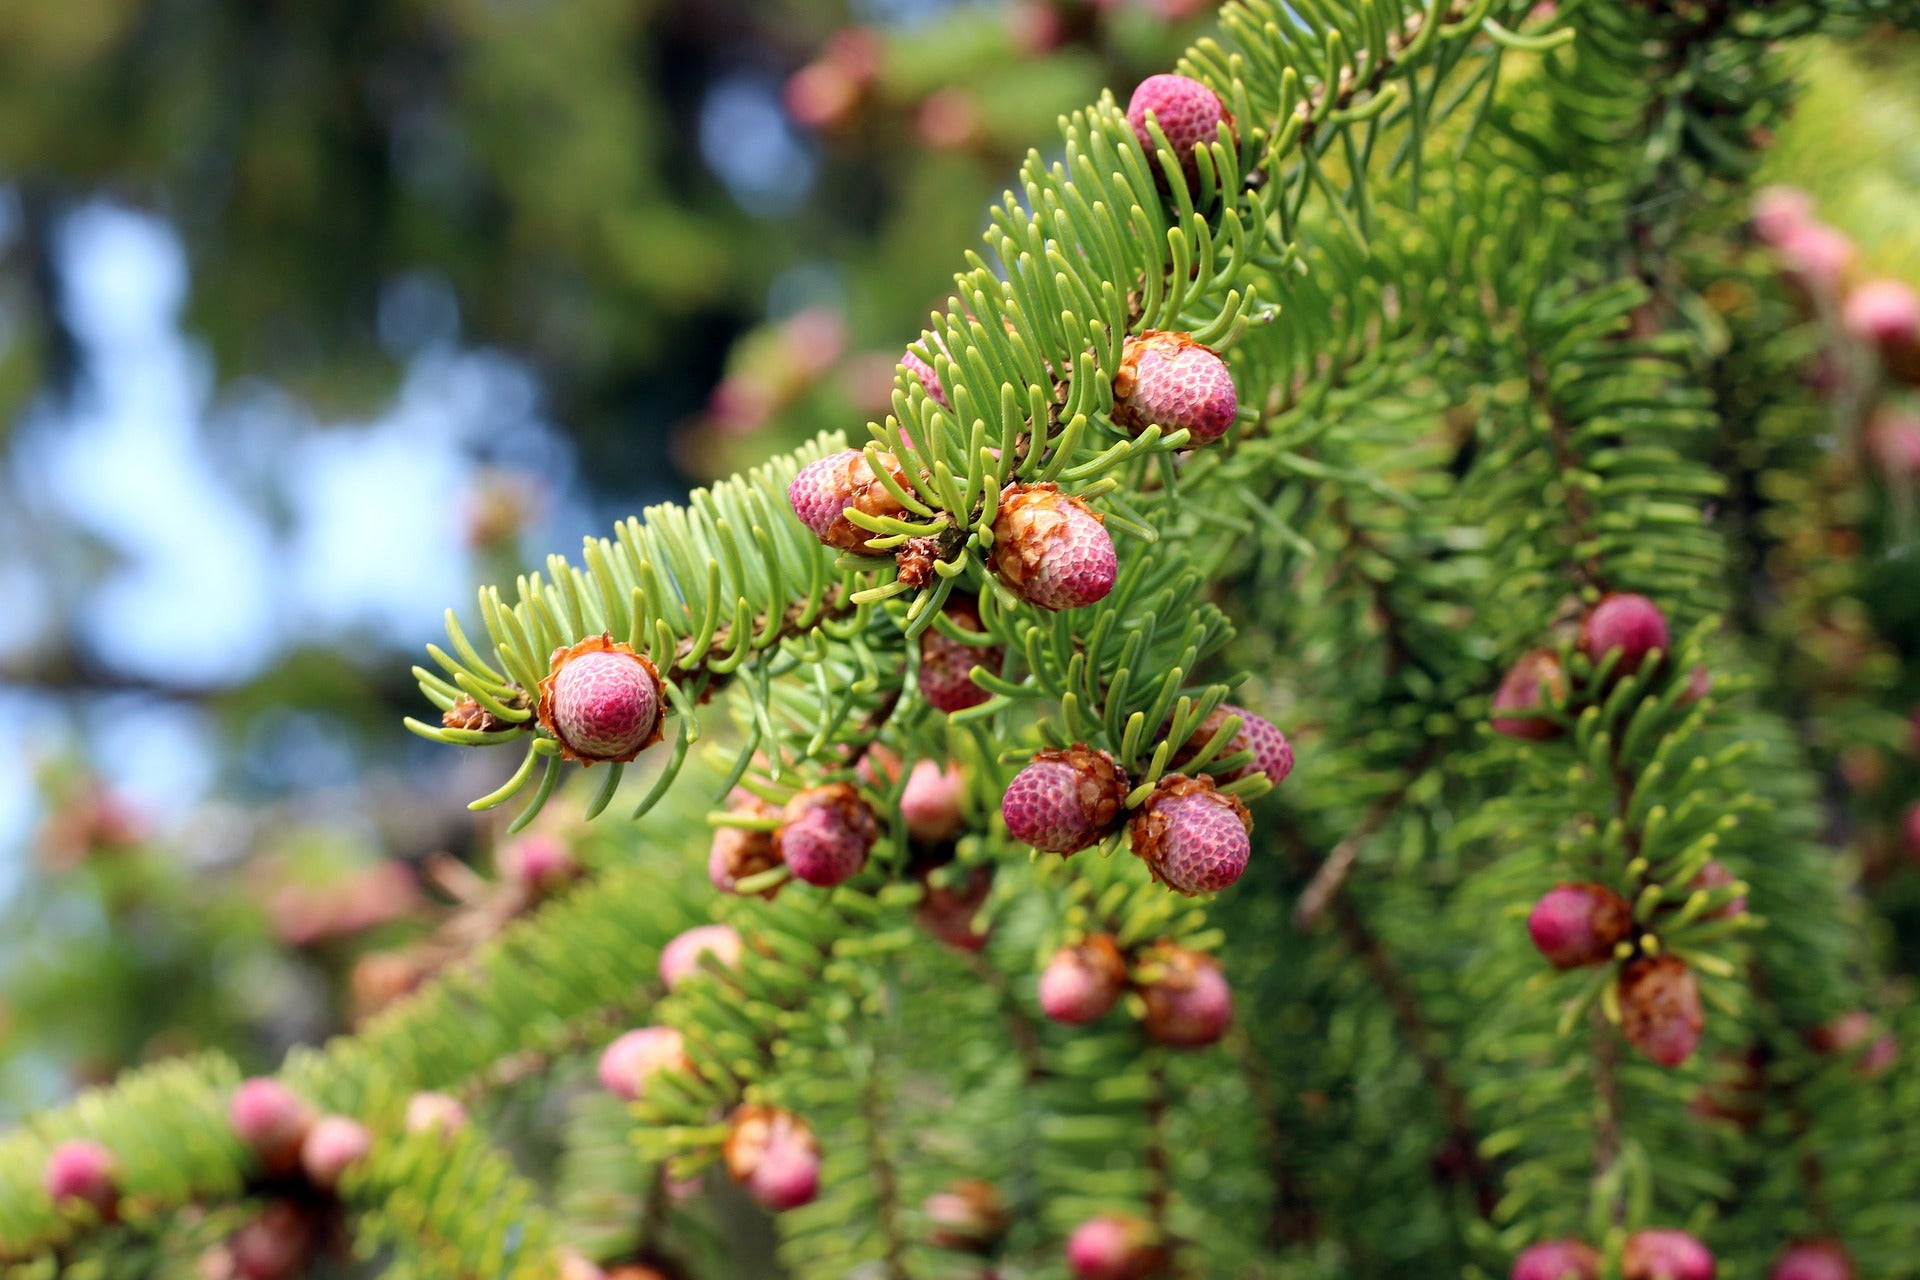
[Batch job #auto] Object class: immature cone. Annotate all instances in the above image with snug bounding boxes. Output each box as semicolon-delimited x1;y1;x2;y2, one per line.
1750;186;1814;245
659;924;745;990
229;1078;316;1172
1127;73;1234;191
230;1202;318;1280
1492;649;1566;740
1129;774;1253;895
1526;883;1632;969
786;447;914;554
1619;956;1705;1068
1842;278;1920;349
902;338;951;410
990;483;1118;611
1807;1011;1898;1079
1112;330;1238;444
1512;1240;1600;1280
923;1178;1010;1252
1689;860;1746;919
502;833;582;898
1001;745;1128;854
1167;703;1293;784
537;635;664;764
405;1091;469;1138
1770;1240;1853;1280
1622;1229;1716;1280
597;1027;690;1102
919;595;1003;712
1038;934;1129;1025
1140;945;1232;1047
1580;593;1669;679
724;1105;822;1211
914;864;994;952
300;1115;372;1190
1066;1214;1164;1280
560;1249;610;1280
1776;222;1855;295
709;791;782;897
42;1140;117;1217
902;759;967;843
778;783;880;887
1905;802;1920;865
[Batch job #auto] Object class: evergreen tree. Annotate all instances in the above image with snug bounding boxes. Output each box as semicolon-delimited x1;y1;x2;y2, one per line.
6;2;1920;1278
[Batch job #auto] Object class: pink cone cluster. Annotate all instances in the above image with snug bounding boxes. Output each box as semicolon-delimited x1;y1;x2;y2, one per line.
1512;1231;1714;1280
1492;593;1674;743
1002;705;1290;896
1039;934;1230;1046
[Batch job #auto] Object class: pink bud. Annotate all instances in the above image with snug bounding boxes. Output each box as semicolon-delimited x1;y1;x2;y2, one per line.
229;1079;315;1171
1580;593;1670;678
924;1179;1009;1252
1129;775;1253;895
1002;746;1129;855
659;925;744;991
1751;186;1814;245
1140;946;1231;1047
1168;703;1293;784
503;834;582;897
1623;1228;1716;1280
709;791;782;897
914;864;994;952
919;596;1003;713
902;760;967;843
1842;279;1920;347
990;483;1117;612
1066;1214;1163;1280
42;1140;117;1216
902;337;951;410
537;636;664;764
777;784;880;887
1512;1240;1600;1280
1038;935;1129;1025
597;1027;691;1102
1112;330;1238;445
1808;1011;1897;1079
1689;860;1746;919
1620;957;1705;1068
559;1249;610;1280
1127;73;1234;191
1527;883;1632;969
1492;650;1566;740
1903;802;1920;865
786;448;913;554
1776;223;1856;295
230;1202;317;1280
404;1091;468;1138
300;1116;372;1190
1770;1240;1853;1280
724;1105;821;1211
1867;409;1920;479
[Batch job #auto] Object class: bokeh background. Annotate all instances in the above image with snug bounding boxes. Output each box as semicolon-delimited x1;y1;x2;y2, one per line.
1;0;1917;1122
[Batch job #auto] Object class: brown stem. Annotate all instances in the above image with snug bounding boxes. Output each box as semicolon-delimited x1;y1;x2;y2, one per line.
1294;742;1441;929
1325;892;1499;1218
